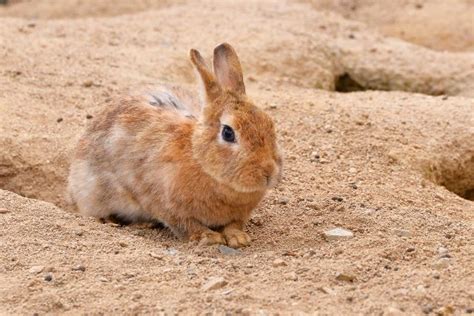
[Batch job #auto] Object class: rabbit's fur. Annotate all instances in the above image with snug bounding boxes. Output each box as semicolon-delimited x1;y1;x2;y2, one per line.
67;43;282;248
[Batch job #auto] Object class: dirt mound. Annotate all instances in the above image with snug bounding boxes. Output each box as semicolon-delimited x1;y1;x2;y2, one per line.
306;0;474;52
0;0;184;19
1;0;473;314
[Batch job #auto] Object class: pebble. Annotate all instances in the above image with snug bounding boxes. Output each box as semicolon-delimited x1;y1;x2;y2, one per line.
394;229;410;237
86;114;93;119
56;117;63;123
422;304;434;314
99;276;109;282
272;258;287;267
437;247;449;256
436;305;455;316
202;277;227;291
324;228;354;240
82;80;93;88
0;207;10;214
165;248;178;256
72;265;86;272
44;273;53;282
29;266;44;274
277;197;289;205
149;252;163;260
335;272;356;282
218;245;241;256
285;272;298;281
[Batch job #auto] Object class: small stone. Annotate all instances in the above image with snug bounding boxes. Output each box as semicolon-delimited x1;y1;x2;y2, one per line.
324;228;354;240
272;258;287;267
74;229;84;236
465;307;474;313
202;277;227;291
119;241;128;247
29;266;44;274
307;203;319;210
218;245;241;256
0;208;9;214
438;247;449;256
436;305;454;316
422;304;434;314
335;272;356;282
249;217;263;226
72;265;86;272
44;273;53;282
164;248;178;256
278;197;289;205
56;117;63;123
331;196;344;202
82;80;93;88
318;287;335;295
149;252;163;260
99;276;109;282
349;167;357;173
86;114;93;119
394;229;410;237
285;272;298;281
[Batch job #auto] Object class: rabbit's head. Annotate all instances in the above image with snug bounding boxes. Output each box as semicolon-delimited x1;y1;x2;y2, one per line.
191;43;282;193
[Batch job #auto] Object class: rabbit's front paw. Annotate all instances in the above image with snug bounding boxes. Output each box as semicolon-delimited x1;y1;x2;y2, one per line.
191;230;226;246
223;228;251;248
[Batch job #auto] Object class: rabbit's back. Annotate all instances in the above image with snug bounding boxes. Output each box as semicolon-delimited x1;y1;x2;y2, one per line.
67;91;195;221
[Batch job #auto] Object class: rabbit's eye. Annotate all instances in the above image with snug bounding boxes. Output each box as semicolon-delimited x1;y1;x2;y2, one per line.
221;125;236;143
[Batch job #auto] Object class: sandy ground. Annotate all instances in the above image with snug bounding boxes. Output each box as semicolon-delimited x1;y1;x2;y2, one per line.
0;0;473;314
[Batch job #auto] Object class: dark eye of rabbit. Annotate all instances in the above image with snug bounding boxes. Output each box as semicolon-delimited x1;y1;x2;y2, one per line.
221;125;236;143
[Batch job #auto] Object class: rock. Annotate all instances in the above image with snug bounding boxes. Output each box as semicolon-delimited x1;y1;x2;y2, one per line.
56;117;63;123
331;196;344;202
422;304;434;314
86;114;93;119
82;80;93;88
29;266;44;274
278;197;289;205
218;245;241;256
324;228;354;240
202;277;227;291
0;207;9;214
336;272;356;282
99;276;109;282
119;241;128;247
272;258;287;267
394;229;411;237
72;265;86;272
74;229;84;236
149;252;163;260
285;272;298;281
438;247;449;256
44;273;53;282
164;248;178;256
436;305;455;316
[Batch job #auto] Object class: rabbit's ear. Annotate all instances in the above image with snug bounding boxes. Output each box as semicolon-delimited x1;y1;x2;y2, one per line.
190;49;221;102
213;43;246;95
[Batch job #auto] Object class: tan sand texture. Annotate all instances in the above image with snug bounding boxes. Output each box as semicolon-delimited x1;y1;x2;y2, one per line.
0;0;473;314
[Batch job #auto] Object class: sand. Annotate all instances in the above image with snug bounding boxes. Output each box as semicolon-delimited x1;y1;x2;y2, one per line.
0;0;473;314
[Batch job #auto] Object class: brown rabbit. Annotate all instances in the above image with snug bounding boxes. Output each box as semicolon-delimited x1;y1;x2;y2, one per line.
67;43;282;248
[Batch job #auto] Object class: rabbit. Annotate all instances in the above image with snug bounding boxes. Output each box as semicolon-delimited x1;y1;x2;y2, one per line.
67;43;282;248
